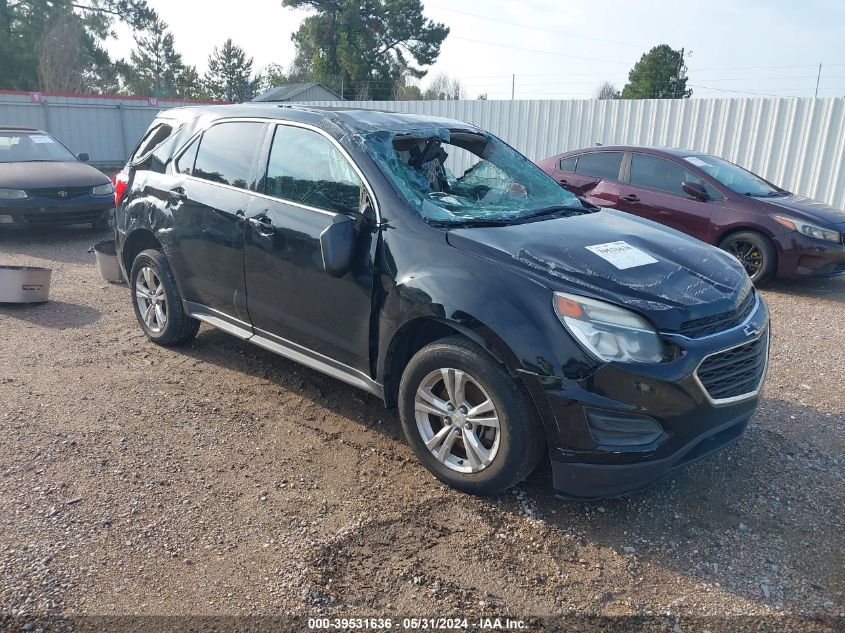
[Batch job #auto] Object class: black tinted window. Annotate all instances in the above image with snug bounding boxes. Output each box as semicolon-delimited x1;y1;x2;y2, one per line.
133;124;173;162
575;151;622;180
264;125;361;213
630;153;714;197
175;137;199;175
193;122;264;190
559;156;577;172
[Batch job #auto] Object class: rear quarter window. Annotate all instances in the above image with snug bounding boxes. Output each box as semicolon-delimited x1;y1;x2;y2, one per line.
559;155;577;172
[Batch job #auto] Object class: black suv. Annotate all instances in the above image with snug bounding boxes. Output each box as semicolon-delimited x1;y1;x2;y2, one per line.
115;105;770;499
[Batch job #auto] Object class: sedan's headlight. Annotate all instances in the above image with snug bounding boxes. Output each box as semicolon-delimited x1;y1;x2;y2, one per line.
773;214;841;244
0;188;28;200
92;183;115;196
553;292;668;363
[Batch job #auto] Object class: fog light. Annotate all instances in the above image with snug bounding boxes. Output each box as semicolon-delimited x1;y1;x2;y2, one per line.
0;215;14;224
585;408;666;450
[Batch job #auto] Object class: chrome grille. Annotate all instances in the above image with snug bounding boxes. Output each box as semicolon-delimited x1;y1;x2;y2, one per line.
695;329;769;404
678;290;756;338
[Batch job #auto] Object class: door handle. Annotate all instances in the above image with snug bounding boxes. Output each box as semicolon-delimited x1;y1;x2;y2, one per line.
559;179;569;186
169;187;187;201
248;214;274;234
621;194;640;202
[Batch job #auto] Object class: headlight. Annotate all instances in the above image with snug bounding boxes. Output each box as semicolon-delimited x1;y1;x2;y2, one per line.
92;183;115;196
773;214;841;244
553;292;669;363
0;188;28;200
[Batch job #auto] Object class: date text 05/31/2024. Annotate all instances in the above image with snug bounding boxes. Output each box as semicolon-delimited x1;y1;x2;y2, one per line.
307;617;527;630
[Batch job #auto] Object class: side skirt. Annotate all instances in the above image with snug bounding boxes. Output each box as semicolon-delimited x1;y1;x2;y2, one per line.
184;301;384;399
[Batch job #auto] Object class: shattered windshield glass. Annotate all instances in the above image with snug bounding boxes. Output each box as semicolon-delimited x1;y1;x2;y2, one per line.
362;129;589;225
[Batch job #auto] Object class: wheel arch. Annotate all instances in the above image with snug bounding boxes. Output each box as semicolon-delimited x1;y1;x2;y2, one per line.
715;225;780;270
121;228;163;275
380;315;521;410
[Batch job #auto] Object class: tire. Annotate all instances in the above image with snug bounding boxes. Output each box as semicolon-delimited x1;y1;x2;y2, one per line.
718;230;777;283
129;249;199;347
398;335;545;495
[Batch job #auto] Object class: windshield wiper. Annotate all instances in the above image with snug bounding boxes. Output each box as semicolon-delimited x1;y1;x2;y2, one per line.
428;217;516;228
519;204;590;220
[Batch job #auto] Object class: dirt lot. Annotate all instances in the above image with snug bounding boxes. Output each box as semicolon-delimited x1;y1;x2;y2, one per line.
1;227;843;631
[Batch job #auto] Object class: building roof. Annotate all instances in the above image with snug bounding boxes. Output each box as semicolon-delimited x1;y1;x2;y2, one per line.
253;83;342;102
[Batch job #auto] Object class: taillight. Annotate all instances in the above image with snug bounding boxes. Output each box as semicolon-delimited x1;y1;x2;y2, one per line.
114;170;129;206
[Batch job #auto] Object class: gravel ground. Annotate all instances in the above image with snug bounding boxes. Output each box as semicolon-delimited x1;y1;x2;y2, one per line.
0;227;843;632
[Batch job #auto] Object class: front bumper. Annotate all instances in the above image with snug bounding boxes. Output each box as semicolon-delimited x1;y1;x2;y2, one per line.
774;231;845;277
0;198;113;227
524;296;770;499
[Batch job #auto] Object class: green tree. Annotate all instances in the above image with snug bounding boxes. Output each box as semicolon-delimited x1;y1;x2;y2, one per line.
175;65;206;100
204;38;259;102
0;0;156;91
621;44;691;99
282;0;448;101
122;19;185;97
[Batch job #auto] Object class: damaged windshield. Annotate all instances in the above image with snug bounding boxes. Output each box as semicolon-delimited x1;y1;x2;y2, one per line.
362;129;589;225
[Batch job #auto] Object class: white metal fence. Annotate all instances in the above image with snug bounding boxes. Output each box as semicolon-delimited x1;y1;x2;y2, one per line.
2;93;843;208
0;91;213;167
305;98;845;209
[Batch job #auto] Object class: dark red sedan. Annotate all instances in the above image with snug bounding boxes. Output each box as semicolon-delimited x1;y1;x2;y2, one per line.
537;146;845;281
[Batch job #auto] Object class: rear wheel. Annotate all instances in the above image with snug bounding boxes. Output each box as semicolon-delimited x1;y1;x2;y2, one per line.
719;231;776;282
398;336;545;495
130;249;199;346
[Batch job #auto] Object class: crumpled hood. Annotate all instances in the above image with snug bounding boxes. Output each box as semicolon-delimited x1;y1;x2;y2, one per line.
0;161;109;190
446;209;752;332
754;193;845;228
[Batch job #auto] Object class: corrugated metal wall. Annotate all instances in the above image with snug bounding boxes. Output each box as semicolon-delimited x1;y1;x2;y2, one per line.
3;93;844;208
304;98;845;209
0;92;213;166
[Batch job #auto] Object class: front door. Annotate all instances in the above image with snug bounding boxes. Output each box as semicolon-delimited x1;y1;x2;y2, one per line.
616;152;714;241
167;120;266;324
243;123;377;375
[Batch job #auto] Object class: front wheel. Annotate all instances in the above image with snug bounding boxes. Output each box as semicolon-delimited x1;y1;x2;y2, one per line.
719;231;777;283
130;249;199;346
398;336;545;495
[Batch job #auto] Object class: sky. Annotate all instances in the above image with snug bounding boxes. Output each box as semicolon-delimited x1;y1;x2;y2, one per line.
106;0;845;100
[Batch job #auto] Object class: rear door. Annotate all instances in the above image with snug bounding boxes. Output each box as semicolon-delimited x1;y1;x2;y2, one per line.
243;122;378;375
616;152;715;240
166;120;266;325
564;151;624;207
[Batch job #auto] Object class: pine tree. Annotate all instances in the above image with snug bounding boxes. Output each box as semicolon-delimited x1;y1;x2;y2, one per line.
204;39;258;102
122;19;185;97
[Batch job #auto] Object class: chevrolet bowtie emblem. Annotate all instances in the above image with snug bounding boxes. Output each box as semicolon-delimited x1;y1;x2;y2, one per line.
743;324;759;337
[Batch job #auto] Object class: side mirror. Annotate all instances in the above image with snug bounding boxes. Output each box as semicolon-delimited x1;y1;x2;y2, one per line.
320;213;355;278
77;152;90;163
682;181;708;201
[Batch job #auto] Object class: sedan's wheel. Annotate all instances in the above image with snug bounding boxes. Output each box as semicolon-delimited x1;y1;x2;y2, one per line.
135;266;167;333
719;231;776;282
130;249;199;346
399;335;545;495
414;368;501;473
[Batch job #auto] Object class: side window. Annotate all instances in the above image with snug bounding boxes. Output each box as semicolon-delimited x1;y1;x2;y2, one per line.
264;124;362;214
630;153;717;198
193;121;265;190
574;151;623;180
132;123;173;162
559;155;577;172
175;136;199;175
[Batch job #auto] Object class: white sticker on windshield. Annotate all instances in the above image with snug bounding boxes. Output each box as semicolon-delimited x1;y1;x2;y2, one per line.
585;241;658;269
30;135;55;144
684;156;712;168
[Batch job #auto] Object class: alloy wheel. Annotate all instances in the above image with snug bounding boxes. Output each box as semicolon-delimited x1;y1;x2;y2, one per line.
414;368;501;473
725;238;764;278
135;266;167;333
